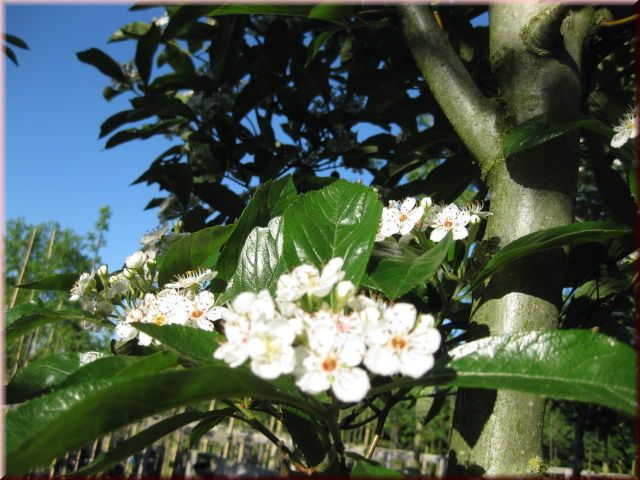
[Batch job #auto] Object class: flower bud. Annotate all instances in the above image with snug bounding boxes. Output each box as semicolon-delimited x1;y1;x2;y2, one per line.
125;251;146;270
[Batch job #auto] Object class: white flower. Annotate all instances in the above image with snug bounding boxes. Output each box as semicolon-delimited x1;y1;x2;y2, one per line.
296;322;370;403
247;323;296;379
108;273;129;298
152;14;169;28
276;258;345;301
140;224;169;248
214;312;252;367
142;290;189;327
165;268;216;289
464;200;490;225
125;251;147;270
611;108;638;148
70;271;96;302
184;291;225;331
335;280;356;304
396;198;425;236
429;204;471;242
364;304;440;379
115;322;138;342
376;204;401;241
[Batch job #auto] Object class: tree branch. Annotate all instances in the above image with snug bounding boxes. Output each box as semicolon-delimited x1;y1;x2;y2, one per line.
398;5;503;176
520;5;570;56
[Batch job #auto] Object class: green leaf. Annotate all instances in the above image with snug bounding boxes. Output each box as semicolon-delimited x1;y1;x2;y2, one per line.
503;113;613;157
306;30;337;67
105;118;186;149
227;216;286;299
308;4;356;23
469;221;633;292
17;272;80;291
370;330;637;417
76;48;127;83
208;5;312;17
216;176;297;281
158;224;234;286
282;407;326;467
133;324;225;365
58;355;143;388
77;410;223;475
6;365;315;475
109;21;151;42
115;351;179;377
350;454;403;477
5;33;29;49
283;180;382;285
5;305;111;342
6;352;105;403
368;233;452;299
135;23;162;84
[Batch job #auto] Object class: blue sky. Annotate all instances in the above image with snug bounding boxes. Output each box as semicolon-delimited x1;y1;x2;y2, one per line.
6;5;170;270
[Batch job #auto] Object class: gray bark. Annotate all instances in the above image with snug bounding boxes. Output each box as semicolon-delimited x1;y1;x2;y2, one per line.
399;4;600;474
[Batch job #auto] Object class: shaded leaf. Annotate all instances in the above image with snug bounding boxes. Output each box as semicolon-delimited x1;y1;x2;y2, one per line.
17;272;80;291
133;324;225;365
4;33;29;49
503;113;612;157
158;224;234;286
469;221;633;292
282;407;326;467
306;30;337;67
77;48;127;83
367;233;452;299
135;23;162;84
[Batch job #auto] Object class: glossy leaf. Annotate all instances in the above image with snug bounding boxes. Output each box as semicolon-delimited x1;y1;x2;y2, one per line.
58;355;144;388
133;324;225;365
370;330;637;417
109;21;151;42
226;216;286;299
6;365;315;474
216;176;297;281
367;232;452;299
17;272;80;291
308;4;356;23
503;113;613;157
157;224;234;286
469;221;633;292
283;180;382;285
77;48;127;83
6;305;111;342
76;410;221;475
6;352;105;404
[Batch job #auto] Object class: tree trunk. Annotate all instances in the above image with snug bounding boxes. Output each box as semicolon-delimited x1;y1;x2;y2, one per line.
399;4;603;474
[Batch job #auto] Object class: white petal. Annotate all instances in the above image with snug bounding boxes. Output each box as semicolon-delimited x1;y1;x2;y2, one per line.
410;328;442;354
384;303;417;334
452;226;469;240
399;351;435;379
611;131;628;148
296;370;331;394
337;335;366;367
364;346;400;376
430;227;448;242
332;368;370;403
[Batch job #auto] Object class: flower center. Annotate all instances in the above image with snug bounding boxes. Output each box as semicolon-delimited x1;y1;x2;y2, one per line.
391;336;407;350
443;219;453;229
191;309;204;318
321;357;338;372
154;314;166;326
399;213;408;222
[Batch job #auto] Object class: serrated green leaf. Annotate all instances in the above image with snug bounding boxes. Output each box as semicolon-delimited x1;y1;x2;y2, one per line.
283;180;382;285
76;48;127;83
6;365;316;475
158;224;234;286
17;272;80;291
368;233;452;299
468;221;633;292
6;352;105;404
503;113;613;157
216;176;297;281
227;216;286;299
370;330;637;417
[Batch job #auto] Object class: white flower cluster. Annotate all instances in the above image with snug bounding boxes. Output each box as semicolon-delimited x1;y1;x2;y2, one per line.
611;107;638;149
214;258;441;403
376;197;489;243
69;224;220;344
